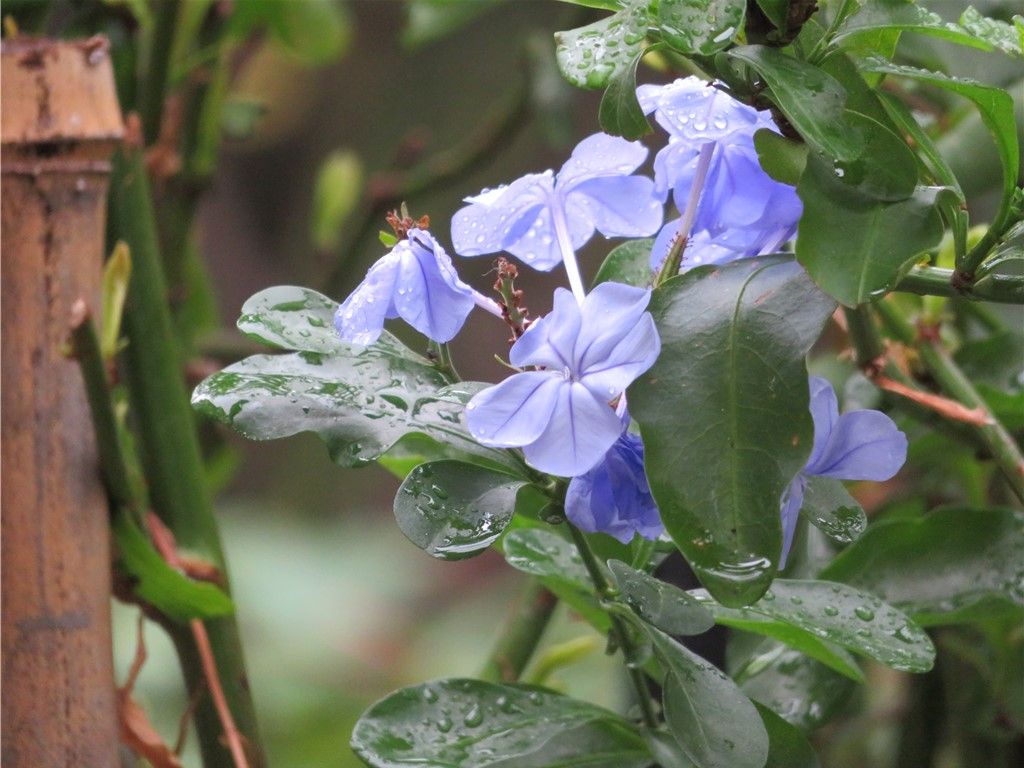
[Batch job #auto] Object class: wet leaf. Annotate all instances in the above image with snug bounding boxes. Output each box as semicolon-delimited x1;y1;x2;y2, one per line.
756;702;820;768
394;461;528;560
555;1;651;90
608;559;715;636
799;476;866;545
598;49;652;139
351;679;652;768
658;0;746;55
593;238;654;288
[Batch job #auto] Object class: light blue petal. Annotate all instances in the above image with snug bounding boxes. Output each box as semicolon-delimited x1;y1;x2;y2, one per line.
778;474;807;569
450;172;553;258
509;287;580;370
523;381;624;476
805;376;840;470
333;252;400;346
579;313;660;399
652;140;700;202
566;175;663;239
807;409;908;481
638;77;765;144
504;205;571;271
465;371;562;447
393;231;476;342
556;132;648;191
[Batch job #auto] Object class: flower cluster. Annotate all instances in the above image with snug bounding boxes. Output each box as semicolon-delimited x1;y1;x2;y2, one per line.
331;78;818;544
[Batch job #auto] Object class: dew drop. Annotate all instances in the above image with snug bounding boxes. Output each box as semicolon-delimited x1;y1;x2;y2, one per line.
854;606;875;621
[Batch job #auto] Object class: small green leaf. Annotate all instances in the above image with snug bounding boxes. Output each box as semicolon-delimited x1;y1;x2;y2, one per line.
598;49;653;139
756;703;821;768
608;560;716;636
795;155;946;307
593;238;655;287
555;1;650;90
394;460;527;560
820;507;1024;625
351;679;652;768
658;0;746;55
312;150;363;251
800;476;866;544
101;241;131;361
379;230;399;247
236;285;343;353
733;638;855;730
753;129;807;187
220;98;267;141
113;513;234;623
403;0;503;49
232;0;350;65
695;578;935;673
502;528;591;590
631;257;836;607
958;6;1023;57
726;45;863;161
644;626;770;768
754;0;791;34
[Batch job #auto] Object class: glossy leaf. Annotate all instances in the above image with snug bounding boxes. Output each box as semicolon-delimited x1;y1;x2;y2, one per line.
502;528;592;590
756;703;821;768
645;626;770;768
350;679;652;768
732;638;855;730
599;49;652;139
820;507;1024;625
658;0;746;55
593;238;654;287
727;45;863;161
800;476;866;545
113;513;234;623
394;460;528;560
236;285;349;353
555;1;650;90
608;559;715;636
959;6;1023;57
630;257;836;607
754;0;790;34
694;578;935;673
753;129;807;187
859;58;1019;213
795;154;945;306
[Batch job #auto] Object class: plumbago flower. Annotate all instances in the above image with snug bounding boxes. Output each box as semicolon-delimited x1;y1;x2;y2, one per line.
466;282;659;477
333;227;500;346
451;132;662;301
566;428;664;543
637;78;803;271
779;377;908;566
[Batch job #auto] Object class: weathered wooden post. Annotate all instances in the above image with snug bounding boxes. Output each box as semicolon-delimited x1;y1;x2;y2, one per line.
2;37;123;766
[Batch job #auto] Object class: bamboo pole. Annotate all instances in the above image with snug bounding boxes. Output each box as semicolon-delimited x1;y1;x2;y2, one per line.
1;37;123;767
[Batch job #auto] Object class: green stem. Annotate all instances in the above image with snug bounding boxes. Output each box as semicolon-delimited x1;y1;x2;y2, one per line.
139;0;181;145
895;265;1024;304
958;192;1019;277
427;340;460;383
479;579;559;683
567;526;660;729
874;300;1024;501
109;147;265;768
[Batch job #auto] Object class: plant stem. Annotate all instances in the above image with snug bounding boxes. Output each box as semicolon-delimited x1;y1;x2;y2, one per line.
139;0;180;145
479;579;559;683
873;300;1024;501
427;340;460;383
109;146;265;768
568;525;660;729
656;141;714;286
895;265;1024;304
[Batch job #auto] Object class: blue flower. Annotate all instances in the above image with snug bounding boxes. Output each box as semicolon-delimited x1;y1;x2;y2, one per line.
566;429;664;543
779;376;908;566
465;282;660;477
333;228;476;346
638;78;802;273
450;133;663;273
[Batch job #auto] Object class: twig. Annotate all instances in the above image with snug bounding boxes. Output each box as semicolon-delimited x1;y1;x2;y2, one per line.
479;579;558;683
147;514;250;768
873;375;991;427
895;265;1024;304
175;679;206;755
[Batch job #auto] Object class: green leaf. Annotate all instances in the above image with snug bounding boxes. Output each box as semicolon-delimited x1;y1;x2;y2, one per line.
312;150;363;251
753;129;807;187
645;626;769;768
695;579;935;673
394;460;528;560
754;0;791;34
555;1;650;90
800;476;866;544
235;285;344;353
403;0;503;49
756;703;821;768
350;679;652;768
959;6;1023;58
502;528;592;591
232;0;350;65
733;638;855;730
113;513;234;623
608;560;716;636
795;155;946;307
101;241;131;361
658;0;746;55
820;507;1024;626
836;111;918;202
859;58;1019;217
630;257;836;607
599;49;652;139
726;45;863;161
594;238;655;287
